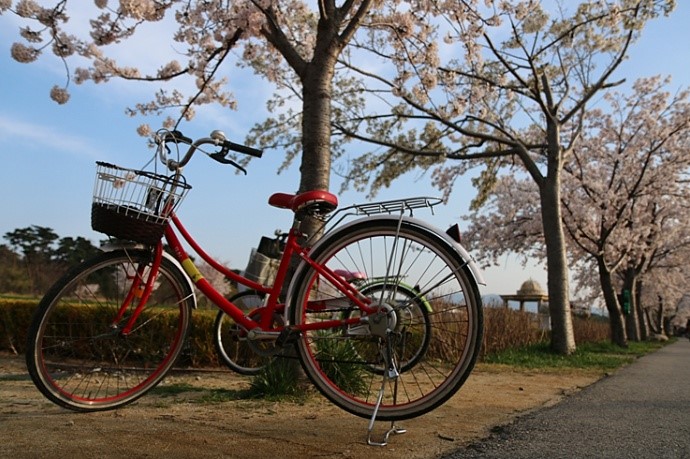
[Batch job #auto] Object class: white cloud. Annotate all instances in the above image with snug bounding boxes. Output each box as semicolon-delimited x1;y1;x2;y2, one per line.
0;6;280;134
0;113;100;160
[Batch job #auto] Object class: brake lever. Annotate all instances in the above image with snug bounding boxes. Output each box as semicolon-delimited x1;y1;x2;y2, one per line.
208;151;247;175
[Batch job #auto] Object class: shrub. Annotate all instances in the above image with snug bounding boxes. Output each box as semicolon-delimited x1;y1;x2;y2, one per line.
0;298;37;353
572;314;610;343
182;309;220;367
248;356;304;399
0;298;222;367
312;331;369;395
480;307;546;359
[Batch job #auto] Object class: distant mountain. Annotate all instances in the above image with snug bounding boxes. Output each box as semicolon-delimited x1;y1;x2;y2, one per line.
481;294;504;307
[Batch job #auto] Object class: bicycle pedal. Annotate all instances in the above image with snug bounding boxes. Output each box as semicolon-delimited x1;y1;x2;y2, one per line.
276;327;300;347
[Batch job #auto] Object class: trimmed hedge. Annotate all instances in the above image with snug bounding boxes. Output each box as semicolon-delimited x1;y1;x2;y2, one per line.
1;299;610;365
0;299;35;354
0;299;222;367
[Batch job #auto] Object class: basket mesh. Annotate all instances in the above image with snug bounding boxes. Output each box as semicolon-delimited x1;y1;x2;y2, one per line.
91;162;191;244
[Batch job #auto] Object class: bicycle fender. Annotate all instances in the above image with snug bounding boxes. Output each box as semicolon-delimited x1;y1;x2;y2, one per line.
99;241;198;309
390;215;486;285
402;216;486;286
285;215;485;315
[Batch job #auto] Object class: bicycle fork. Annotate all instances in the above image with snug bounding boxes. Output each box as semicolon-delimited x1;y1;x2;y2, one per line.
112;245;164;335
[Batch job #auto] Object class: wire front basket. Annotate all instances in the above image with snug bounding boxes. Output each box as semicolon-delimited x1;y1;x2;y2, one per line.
91;161;191;245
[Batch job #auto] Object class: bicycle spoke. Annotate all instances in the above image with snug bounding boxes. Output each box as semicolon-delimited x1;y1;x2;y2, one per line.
292;219;482;421
26;250;193;412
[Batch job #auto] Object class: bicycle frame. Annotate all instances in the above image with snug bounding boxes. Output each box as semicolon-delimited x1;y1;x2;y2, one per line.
26;130;486;444
120;211;379;338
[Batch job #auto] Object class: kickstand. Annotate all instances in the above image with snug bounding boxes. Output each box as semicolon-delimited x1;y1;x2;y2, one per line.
366;377;407;446
366;335;407;446
367;421;407;447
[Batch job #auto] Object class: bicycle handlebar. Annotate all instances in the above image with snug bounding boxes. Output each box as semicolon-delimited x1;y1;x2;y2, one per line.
156;129;263;171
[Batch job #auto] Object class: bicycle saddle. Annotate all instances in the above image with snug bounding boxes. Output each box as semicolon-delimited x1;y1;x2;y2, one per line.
268;190;338;215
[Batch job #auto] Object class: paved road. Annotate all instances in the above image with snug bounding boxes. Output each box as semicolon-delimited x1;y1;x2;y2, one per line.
443;339;690;459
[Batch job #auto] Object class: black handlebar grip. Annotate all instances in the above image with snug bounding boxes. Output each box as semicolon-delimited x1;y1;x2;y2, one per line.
225;140;263;158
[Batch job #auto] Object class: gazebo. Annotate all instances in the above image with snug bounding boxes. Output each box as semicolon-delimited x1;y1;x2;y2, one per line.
501;279;550;329
500;279;549;312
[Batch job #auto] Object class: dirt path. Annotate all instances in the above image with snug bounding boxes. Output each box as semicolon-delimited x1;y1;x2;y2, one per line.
0;352;601;458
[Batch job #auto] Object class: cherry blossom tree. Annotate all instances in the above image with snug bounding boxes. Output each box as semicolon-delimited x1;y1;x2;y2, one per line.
2;1;677;355
461;76;690;347
565;76;690;345
331;0;675;354
639;244;690;336
0;0;386;216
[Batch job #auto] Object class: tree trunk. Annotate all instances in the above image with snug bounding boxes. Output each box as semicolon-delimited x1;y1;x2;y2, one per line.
634;281;644;341
637;281;649;340
539;166;576;355
655;296;664;336
295;37;340;241
280;24;340;379
299;68;333;194
622;269;641;341
596;256;628;347
637;300;649;340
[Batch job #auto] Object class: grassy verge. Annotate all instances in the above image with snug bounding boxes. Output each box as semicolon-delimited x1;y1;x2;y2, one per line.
135;340;674;406
482;340;669;372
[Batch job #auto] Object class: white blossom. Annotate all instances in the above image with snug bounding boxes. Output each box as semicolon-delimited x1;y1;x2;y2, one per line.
158;60;182;79
49;86;70;104
15;0;40;17
118;0;159;21
136;124;152;137
10;42;39;63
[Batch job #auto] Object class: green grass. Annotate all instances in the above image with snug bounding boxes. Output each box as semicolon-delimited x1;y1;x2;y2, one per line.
483;340;669;371
150;382;199;397
247;357;306;401
146;339;669;407
0;294;40;301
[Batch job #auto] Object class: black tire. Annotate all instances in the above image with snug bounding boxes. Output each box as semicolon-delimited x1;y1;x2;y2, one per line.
25;248;193;412
213;291;275;375
290;218;483;421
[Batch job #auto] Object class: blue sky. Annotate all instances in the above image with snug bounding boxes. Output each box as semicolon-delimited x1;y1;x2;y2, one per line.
1;3;689;301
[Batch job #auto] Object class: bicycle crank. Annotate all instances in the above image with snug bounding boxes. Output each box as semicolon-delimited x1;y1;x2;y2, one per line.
245;312;286;356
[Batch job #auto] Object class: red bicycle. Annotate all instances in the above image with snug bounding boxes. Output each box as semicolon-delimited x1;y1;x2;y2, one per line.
25;128;484;444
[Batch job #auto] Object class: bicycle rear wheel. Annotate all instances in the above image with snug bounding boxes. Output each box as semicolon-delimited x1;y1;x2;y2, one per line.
290;218;482;421
25;248;193;412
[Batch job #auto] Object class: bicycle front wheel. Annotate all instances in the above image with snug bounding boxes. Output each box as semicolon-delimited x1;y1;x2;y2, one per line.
25;248;194;412
290;218;483;421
